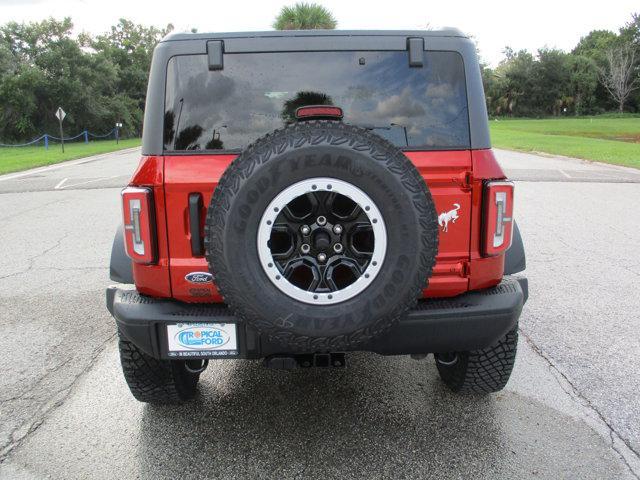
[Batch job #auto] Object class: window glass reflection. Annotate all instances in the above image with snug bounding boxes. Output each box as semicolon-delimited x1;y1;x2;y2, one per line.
164;51;470;151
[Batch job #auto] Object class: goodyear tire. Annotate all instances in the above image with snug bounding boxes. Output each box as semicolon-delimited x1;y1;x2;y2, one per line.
118;330;202;403
205;121;438;351
435;326;518;393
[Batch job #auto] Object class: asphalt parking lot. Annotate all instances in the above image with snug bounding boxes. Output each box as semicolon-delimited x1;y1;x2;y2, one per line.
0;148;639;479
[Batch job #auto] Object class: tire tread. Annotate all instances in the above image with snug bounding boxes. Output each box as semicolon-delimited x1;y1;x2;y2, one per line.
118;332;198;404
204;121;439;351
436;327;518;393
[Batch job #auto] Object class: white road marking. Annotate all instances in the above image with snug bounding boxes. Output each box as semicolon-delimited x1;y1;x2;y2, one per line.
57;175;119;190
54;178;68;190
558;169;572;178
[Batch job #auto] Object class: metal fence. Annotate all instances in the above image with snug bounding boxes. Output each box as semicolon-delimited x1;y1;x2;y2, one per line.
0;129;117;148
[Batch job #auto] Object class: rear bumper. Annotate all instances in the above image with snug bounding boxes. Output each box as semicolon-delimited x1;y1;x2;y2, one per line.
107;276;527;359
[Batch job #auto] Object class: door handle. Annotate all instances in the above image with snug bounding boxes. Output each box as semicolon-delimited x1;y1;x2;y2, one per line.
188;193;204;256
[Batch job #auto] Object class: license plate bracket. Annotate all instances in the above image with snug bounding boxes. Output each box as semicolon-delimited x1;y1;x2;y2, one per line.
166;322;238;358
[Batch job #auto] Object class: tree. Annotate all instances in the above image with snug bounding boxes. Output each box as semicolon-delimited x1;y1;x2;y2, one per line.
281;91;333;123
535;48;572;115
490;49;538;116
599;44;639;112
0;17;102;140
0;17;171;142
273;3;337;30
567;55;599;115
573;30;618;65
619;13;640;110
85;19;173;134
619;13;640;45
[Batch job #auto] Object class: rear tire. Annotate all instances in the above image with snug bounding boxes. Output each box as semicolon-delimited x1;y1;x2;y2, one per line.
435;326;518;393
118;332;201;404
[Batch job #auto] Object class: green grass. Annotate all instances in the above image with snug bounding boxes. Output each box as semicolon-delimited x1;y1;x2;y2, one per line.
489;116;640;168
0;138;141;175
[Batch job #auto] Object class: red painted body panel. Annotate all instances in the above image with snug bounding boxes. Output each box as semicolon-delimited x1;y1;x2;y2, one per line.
404;151;472;297
469;149;507;290
127;148;509;302
164;154;235;302
128;156;172;297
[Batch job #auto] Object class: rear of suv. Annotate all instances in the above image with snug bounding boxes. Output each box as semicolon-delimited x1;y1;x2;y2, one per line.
107;29;527;403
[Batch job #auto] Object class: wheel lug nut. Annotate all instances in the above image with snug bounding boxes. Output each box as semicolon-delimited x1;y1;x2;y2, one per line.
333;243;343;253
301;244;310;254
317;253;327;262
333;224;343;235
301;225;310;235
316;216;327;226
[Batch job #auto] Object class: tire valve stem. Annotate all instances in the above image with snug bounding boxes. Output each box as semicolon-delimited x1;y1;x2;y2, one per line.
301;225;310;236
301;244;310;254
333;224;343;235
317;252;327;263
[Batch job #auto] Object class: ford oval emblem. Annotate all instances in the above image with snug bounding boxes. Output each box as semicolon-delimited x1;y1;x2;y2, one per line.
185;272;213;284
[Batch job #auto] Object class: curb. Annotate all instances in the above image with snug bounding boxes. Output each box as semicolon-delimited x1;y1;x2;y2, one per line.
0;146;141;182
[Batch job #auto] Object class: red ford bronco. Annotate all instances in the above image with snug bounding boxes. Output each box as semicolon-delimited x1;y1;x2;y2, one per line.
107;29;527;403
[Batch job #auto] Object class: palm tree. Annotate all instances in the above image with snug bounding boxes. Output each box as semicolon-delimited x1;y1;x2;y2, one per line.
281;91;333;123
273;3;337;30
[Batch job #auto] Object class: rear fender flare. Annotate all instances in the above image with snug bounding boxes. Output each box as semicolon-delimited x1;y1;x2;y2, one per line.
110;226;133;284
504;221;525;275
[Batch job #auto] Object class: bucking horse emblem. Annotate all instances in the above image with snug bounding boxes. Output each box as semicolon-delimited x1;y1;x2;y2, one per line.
438;203;461;232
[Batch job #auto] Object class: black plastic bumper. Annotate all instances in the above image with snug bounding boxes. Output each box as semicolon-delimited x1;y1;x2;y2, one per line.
107;276;527;359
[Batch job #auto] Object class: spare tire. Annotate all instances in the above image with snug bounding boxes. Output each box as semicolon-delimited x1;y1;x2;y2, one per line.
205;120;438;351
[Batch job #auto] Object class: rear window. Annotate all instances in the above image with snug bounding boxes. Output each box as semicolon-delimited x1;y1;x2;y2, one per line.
163;50;469;152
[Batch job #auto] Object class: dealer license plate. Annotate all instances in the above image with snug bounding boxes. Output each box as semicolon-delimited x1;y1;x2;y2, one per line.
166;322;238;358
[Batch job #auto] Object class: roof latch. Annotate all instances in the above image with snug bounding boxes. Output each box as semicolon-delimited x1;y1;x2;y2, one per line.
407;37;424;68
207;40;224;71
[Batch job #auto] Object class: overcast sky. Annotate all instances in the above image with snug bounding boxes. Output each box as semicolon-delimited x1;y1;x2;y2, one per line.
1;0;637;65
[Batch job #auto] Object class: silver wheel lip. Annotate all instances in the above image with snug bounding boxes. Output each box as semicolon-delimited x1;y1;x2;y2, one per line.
257;177;387;305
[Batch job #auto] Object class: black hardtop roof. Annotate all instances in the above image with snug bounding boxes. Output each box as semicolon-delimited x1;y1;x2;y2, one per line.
162;28;467;43
142;27;490;155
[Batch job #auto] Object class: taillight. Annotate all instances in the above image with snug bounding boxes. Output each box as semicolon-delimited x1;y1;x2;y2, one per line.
482;181;514;256
121;186;157;264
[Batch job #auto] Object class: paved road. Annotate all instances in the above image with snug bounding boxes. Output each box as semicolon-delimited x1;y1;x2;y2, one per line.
0;148;638;479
